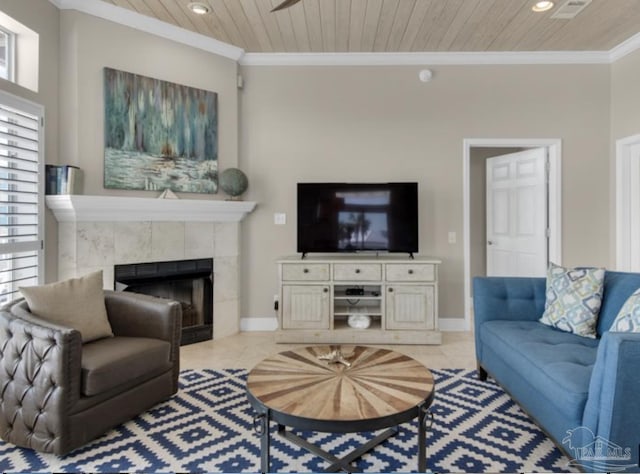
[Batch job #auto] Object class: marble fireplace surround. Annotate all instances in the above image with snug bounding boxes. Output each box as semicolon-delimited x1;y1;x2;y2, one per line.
46;195;256;340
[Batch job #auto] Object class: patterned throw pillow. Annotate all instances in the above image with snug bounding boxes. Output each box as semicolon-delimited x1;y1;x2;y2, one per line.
610;288;640;332
539;263;606;338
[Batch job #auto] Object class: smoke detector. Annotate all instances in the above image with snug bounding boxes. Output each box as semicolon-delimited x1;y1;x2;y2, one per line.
550;0;592;19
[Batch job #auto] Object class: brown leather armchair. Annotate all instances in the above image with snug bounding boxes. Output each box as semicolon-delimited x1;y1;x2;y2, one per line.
0;290;181;455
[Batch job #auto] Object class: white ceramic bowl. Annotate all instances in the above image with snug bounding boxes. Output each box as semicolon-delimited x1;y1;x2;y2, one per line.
347;314;371;329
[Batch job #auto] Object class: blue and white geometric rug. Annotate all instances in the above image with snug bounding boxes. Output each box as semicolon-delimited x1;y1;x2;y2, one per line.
0;368;577;473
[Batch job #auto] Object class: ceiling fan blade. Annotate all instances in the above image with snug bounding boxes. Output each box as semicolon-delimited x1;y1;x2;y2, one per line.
271;0;303;12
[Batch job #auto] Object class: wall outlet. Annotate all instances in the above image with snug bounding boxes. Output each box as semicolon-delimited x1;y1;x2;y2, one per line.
274;213;286;225
448;231;457;244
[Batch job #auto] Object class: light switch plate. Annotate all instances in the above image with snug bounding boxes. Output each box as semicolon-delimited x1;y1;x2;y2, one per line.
274;213;286;225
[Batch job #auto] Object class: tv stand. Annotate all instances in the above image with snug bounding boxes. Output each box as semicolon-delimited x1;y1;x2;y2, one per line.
276;255;442;345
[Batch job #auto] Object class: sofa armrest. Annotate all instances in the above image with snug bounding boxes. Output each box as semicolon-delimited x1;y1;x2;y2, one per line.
0;308;83;454
580;331;640;472
473;276;546;330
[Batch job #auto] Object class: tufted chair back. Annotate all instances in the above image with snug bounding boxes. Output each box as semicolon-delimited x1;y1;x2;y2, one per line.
0;292;181;455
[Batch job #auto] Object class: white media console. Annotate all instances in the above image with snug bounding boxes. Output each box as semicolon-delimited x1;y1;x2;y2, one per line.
276;255;442;344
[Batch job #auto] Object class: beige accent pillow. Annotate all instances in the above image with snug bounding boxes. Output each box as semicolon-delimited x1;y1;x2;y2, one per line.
20;270;113;343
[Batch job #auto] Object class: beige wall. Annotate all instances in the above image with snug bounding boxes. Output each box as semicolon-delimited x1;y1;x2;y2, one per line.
58;11;239;196
611;49;640;140
0;0;59;283
239;64;611;320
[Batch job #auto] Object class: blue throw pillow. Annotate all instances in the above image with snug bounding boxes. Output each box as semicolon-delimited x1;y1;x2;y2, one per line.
539;263;605;338
610;287;640;332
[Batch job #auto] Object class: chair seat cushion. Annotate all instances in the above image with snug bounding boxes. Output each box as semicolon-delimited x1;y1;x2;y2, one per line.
480;320;599;421
81;336;171;396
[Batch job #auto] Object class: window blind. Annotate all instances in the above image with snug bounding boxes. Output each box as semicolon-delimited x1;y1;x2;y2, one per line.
0;92;44;305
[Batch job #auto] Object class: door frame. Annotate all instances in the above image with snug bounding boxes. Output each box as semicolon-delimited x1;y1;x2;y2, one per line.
615;133;640;270
463;138;562;330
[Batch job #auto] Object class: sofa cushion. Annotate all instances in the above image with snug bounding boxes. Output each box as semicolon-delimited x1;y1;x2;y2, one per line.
610;287;640;332
480;320;598;421
19;271;113;343
81;336;171;396
539;263;605;338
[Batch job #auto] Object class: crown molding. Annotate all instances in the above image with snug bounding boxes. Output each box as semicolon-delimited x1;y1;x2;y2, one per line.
609;32;640;63
239;50;612;66
49;0;244;61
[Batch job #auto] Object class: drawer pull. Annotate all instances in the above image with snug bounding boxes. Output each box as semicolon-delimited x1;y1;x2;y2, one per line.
303;268;309;273
323;287;329;293
355;269;361;274
408;269;414;275
388;287;394;293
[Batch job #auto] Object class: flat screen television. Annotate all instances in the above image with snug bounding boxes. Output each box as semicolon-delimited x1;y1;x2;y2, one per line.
297;182;418;257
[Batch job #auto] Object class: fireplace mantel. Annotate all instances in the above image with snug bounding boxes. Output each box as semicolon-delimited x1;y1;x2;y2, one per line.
46;195;257;222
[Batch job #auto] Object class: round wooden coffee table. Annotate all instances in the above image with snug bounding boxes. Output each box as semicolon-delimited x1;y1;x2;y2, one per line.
246;345;435;473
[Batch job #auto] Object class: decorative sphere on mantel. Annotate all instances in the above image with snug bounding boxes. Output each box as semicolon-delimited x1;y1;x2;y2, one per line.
219;168;248;199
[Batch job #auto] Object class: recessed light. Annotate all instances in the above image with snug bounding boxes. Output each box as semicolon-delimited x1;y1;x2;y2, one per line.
188;2;210;15
532;1;554;12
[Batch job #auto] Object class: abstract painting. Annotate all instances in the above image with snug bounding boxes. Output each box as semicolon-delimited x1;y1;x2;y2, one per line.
104;67;218;193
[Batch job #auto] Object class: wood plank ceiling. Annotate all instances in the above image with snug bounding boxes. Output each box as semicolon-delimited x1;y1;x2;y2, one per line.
104;0;640;53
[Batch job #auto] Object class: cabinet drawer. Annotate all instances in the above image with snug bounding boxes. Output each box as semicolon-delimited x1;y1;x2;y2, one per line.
282;263;330;281
386;264;435;282
334;263;381;281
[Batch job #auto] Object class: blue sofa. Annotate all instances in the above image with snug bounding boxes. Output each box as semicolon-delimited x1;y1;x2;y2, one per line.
473;271;640;473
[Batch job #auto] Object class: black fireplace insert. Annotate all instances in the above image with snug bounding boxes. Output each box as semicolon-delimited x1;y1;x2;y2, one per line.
114;258;213;345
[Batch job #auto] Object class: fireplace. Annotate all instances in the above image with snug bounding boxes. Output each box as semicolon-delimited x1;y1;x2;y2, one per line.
114;258;214;345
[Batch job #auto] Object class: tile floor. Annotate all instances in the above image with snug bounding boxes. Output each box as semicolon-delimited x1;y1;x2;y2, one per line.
180;331;477;370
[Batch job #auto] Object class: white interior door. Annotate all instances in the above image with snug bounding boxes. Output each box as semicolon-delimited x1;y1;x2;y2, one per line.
487;148;548;277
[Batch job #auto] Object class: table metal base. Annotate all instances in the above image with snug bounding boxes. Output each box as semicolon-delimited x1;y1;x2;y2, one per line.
254;404;431;473
278;424;398;473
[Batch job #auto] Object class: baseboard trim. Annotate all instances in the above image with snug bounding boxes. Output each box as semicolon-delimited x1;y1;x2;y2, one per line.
439;318;470;332
240;317;278;332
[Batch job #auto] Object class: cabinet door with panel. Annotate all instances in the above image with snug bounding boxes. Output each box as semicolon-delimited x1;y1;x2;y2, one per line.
386;285;435;330
282;285;330;329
